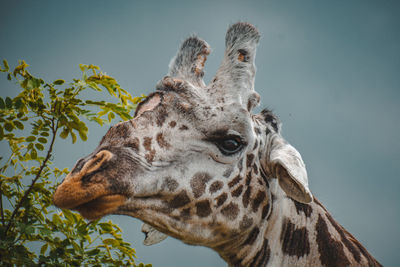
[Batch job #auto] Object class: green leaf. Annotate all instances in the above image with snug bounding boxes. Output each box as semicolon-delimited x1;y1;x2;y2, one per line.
78;130;87;141
35;143;44;151
52;213;62;226
4;122;14;132
99;223;113;233
5;97;12;109
62;209;77;224
0;126;3;140
53;79;65;85
70;131;77;144
3;59;9;71
87;248;100;256
31;148;37;159
108;112;115;122
26;136;36;142
0;97;5;109
14;98;23;109
60;128;69;139
40;243;48;255
24;225;35;235
102;238;119;246
14;120;24;130
40;132;49;136
38;137;47;143
92;117;103;126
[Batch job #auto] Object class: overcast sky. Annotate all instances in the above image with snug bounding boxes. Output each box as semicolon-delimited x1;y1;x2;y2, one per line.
1;0;399;266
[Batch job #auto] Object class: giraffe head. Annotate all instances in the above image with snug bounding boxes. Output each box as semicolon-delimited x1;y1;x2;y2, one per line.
53;22;312;250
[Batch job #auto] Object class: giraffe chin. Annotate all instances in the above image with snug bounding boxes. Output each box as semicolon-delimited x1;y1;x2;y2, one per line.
73;194;127;221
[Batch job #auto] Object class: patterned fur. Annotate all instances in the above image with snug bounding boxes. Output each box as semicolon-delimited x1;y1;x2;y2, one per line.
54;23;381;267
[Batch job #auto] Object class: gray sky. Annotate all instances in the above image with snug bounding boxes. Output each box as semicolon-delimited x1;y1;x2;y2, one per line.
1;0;399;266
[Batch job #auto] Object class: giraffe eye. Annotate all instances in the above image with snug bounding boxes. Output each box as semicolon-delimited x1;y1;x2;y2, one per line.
216;137;243;155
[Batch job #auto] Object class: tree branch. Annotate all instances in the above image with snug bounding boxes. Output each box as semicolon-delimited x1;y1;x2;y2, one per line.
3;118;58;236
0;183;4;226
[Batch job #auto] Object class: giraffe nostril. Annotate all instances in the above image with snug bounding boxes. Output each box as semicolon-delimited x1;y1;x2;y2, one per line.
84;150;113;173
71;158;85;174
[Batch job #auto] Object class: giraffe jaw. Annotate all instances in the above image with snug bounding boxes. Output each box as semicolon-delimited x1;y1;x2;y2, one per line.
72;194;127;221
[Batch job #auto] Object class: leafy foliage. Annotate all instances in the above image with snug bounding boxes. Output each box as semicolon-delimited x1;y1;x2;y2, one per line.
0;60;150;266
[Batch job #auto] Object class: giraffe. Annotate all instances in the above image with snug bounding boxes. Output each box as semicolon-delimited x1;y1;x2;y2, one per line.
53;22;382;267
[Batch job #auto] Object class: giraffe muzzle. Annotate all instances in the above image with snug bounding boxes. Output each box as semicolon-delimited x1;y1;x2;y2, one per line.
53;150;127;220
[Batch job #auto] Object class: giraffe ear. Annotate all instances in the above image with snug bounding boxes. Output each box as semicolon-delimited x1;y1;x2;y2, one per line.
268;135;313;204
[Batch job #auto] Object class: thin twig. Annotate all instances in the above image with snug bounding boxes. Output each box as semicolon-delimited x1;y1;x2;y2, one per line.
0;182;4;226
3;118;58;236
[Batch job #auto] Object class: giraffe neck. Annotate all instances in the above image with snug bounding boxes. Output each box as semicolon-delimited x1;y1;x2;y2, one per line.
216;180;381;267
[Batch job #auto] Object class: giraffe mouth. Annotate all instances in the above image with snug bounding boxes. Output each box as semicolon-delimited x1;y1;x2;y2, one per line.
72;194;127;221
53;173;127;221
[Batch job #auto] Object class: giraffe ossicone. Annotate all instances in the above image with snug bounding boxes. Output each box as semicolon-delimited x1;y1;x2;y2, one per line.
53;22;381;266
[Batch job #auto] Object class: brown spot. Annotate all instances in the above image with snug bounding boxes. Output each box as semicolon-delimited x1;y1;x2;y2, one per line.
228;175;241;188
261;202;270;220
316;214;350;267
196;200;212;217
246;154;254;167
181;207;191;220
242;186;251;208
325;212;368;264
169;190;191;209
231;185;243;197
145;150;156;163
178;102;192;112
162;177;178;192
243;227;260;246
161;77;185;91
252;190;266;212
110;123;130;139
247;99;252;111
253;165;259;175
250;238;271;266
169;121;177;128
216;193;227;207
245;172;252;185
280;218;310;257
209;181;223;193
125;137;139;151
194;54;207;74
221;202;239;220
190;172;212;198
239;215;253;230
293;200;313;217
155;106;168;127
156;132;170;149
179;125;189;131
143;137;152;151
